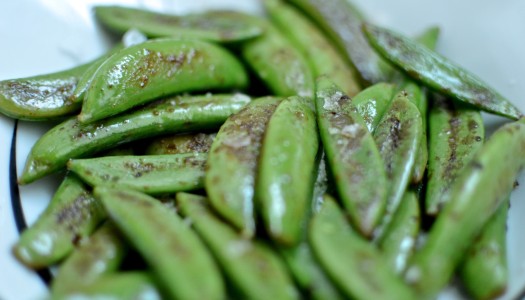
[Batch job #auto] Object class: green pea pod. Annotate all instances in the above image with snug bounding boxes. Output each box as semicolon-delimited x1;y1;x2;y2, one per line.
177;193;299;300
51;222;128;298
79;38;248;123
415;26;440;51
287;0;395;85
264;0;361;97
352;82;396;132
373;91;421;240
144;132;215;155
363;23;523;120
240;20;314;98
68;153;207;195
95;187;225;300
315;77;387;237
94;6;263;43
56;272;162;300
310;195;416;300
256;96;319;246
378;190;420;274
405;118;525;299
459;197;509;300
205;96;281;237
425;95;484;215
19;93;250;184
12;175;105;269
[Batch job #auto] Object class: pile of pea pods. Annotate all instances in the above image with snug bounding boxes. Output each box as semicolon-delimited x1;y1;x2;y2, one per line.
3;0;524;299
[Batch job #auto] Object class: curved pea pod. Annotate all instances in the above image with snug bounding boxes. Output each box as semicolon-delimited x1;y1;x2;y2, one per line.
287;0;395;85
256;96;319;246
12;175;105;269
205;96;281;237
315;77;387;237
459;198;509;300
310;196;416;300
405;118;525;299
240;19;314;98
144;132;216;155
378;191;420;274
19;93;250;184
68;153;207;195
51;222;128;298
373;91;421;240
94;5;263;43
425;95;484;215
352;82;396;132
177;193;299;300
95;187;225;300
264;0;361;97
363;23;523;120
79;38;248;123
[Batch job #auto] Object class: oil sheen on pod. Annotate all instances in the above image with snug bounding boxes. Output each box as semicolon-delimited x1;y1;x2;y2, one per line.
351;82;396;132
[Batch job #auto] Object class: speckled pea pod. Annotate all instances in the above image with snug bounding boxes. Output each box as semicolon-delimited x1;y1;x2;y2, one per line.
256;96;319;246
240;19;314;98
19;93;250;184
51;222;128;298
95;187;225;300
79;38;248;123
459;197;509;300
68;153;207;195
12;175;105;269
315;77;387;237
425;95;484;215
373;91;421;240
310;196;416;300
405;118;525;299
177;193;299;300
144;132;216;155
205;96;281;237
363;23;523;120
94;5;263;43
378;190;420;274
264;0;361;97
352;82;396;132
287;0;395;85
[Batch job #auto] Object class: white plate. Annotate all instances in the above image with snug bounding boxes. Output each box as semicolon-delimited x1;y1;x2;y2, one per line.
0;1;524;299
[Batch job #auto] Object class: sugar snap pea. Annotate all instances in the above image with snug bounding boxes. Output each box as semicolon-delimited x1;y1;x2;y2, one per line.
264;0;361;97
95;187;225;300
425;95;484;215
310;195;416;300
177;193;299;300
256;95;319;246
352;82;396;132
363;23;523;120
51;222;128;298
144;132;215;155
405;118;525;299
315;77;387;237
19;93;250;184
205;96;281;237
79;38;248;123
94;5;263;43
68;153;207;195
12;175;105;269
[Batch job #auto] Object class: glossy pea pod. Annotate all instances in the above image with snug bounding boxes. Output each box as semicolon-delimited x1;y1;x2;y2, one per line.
79;38;248;123
94;5;263;43
363;23;523;120
256;95;319;246
264;0;361;97
315;77;387;237
19;93;250;184
95;187;225;300
352;82;396;132
144;132;216;155
405;118;525;299
310;196;416;300
12;175;105;269
205;96;281;238
177;193;299;300
51;222;128;298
